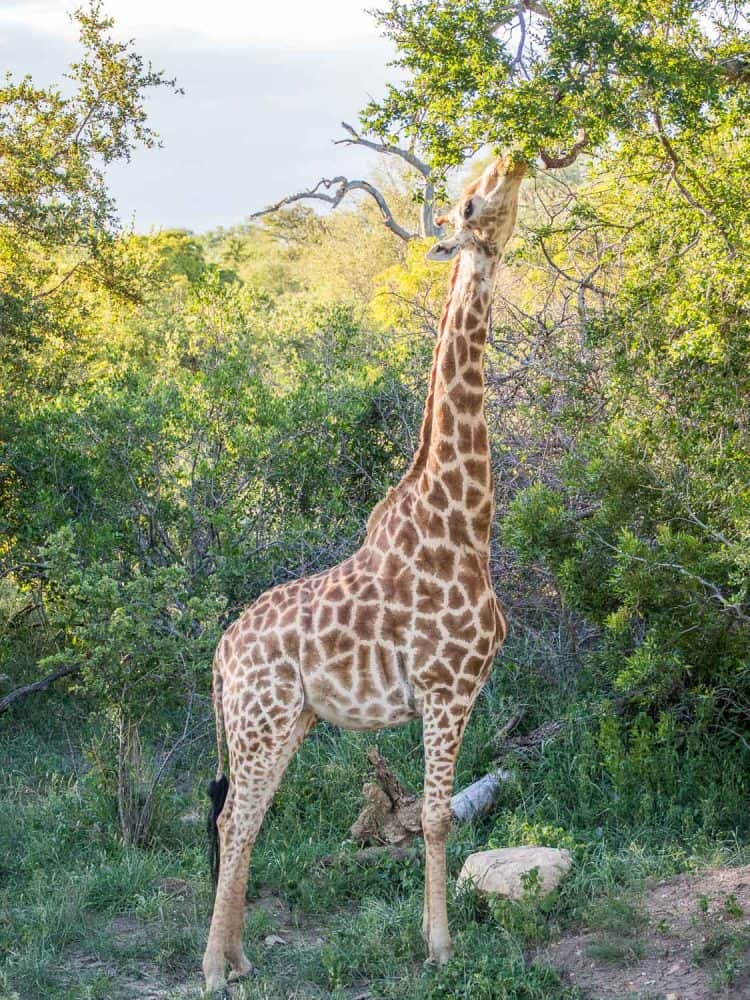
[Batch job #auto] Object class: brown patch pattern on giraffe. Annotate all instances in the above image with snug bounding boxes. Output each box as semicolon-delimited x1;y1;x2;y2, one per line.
203;155;526;993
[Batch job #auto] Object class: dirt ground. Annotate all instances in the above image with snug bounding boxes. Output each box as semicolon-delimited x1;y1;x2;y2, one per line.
542;865;750;1000
61;867;750;999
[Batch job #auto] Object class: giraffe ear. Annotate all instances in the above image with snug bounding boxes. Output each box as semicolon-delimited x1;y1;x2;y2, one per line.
426;236;460;261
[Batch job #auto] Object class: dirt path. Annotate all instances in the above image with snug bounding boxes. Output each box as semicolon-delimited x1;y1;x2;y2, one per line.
542;865;750;999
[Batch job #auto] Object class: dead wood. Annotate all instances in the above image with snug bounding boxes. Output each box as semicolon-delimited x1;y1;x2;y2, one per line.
350;747;423;846
351;718;566;848
0;663;80;715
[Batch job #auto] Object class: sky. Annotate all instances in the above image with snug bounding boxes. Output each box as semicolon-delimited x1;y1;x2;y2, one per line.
1;0;396;231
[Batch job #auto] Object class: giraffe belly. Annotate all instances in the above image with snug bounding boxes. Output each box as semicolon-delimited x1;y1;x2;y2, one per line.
301;640;420;731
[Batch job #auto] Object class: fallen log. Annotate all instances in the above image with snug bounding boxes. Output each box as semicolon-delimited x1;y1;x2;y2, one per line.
0;663;80;715
351;719;566;847
350;748;515;845
450;767;513;823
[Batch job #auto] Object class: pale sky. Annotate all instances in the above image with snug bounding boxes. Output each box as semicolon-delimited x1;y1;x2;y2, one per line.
1;1;395;230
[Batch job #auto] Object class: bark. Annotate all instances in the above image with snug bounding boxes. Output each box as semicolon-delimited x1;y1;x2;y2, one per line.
540;129;589;169
251;176;414;242
450;768;513;823
350;747;423;846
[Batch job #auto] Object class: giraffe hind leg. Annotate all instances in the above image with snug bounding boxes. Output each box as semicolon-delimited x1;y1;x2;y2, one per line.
202;691;315;992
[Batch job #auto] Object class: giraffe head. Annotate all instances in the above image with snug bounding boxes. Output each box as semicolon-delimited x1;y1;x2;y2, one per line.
427;156;525;262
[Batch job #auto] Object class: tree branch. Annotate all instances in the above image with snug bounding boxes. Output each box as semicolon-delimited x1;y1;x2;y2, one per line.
516;2;750;88
251;175;415;242
597;535;749;624
511;7;529;76
540;128;589;169
0;663;80;715
335;121;431;178
521;0;550;16
252;122;444;240
651;107;735;252
716;55;750;83
32;261;84;300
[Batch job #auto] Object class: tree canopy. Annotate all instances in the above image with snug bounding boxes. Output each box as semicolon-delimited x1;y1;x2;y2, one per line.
364;0;750;169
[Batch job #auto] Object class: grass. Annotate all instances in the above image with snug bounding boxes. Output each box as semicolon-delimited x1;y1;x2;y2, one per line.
2;644;750;998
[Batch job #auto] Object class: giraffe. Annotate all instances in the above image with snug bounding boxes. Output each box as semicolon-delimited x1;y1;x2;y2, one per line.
202;155;526;992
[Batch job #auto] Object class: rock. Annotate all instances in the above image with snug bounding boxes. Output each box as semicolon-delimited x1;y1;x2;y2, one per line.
263;934;287;947
456;846;572;899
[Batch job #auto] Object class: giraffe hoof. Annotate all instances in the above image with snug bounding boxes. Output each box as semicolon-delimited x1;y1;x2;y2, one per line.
227;962;255;983
202;973;227;995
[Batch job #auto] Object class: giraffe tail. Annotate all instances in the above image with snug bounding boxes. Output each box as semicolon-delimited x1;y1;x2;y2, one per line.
207;660;229;889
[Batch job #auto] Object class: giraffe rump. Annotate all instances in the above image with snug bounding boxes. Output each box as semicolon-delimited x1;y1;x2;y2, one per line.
207;775;229;888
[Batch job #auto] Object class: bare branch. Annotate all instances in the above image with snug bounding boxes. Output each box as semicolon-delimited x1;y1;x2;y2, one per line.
335;121;431;178
337;122;443;237
511;8;529;76
420;176;444;239
537;236;610;296
540;129;589;169
251;121;444;240
251;175;415;242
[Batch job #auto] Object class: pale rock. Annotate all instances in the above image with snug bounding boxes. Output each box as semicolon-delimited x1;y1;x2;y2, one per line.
456;846;572;899
263;934;287;947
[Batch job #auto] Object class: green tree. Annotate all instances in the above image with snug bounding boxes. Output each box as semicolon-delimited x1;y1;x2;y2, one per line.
0;0;178;379
364;0;750;169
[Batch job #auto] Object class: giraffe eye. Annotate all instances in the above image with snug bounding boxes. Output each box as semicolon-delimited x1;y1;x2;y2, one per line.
463;199;474;220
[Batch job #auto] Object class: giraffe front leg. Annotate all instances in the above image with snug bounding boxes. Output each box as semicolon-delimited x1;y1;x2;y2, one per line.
421;697;469;965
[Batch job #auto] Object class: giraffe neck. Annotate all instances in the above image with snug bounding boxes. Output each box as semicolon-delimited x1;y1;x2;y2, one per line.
365;247;498;547
419;247;498;550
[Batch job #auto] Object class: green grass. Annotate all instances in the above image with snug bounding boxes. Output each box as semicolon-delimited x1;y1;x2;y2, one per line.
2;645;750;999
